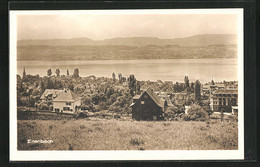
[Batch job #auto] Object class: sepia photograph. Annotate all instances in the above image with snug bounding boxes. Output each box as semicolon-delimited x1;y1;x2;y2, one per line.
9;9;244;160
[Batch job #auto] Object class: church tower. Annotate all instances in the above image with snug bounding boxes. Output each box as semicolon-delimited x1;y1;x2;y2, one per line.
23;67;26;79
211;75;215;85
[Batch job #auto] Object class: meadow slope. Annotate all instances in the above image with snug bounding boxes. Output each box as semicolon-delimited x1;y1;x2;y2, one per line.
18;119;238;150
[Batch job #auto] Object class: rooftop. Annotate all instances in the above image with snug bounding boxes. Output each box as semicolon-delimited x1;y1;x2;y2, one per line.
214;89;238;95
131;87;165;108
40;89;64;99
52;89;81;102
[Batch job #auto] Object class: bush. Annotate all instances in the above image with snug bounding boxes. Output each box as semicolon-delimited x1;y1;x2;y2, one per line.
183;114;190;121
186;104;208;121
94;105;101;112
164;108;175;120
164;106;184;121
99;101;108;110
228;115;238;122
39;103;50;110
123;107;131;115
17;97;27;106
81;104;94;112
93;110;113;118
130;138;145;146
109;105;122;113
82;96;92;105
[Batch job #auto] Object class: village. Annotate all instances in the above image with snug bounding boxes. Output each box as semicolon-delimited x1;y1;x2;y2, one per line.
17;67;238;122
16;67;239;151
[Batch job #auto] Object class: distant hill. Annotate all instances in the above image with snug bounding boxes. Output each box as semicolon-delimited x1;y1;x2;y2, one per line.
17;45;237;61
17;34;237;47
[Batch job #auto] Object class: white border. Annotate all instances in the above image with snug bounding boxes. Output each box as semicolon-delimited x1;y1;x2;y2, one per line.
9;9;244;161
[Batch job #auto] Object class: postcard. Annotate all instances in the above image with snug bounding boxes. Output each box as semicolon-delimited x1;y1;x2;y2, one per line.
9;9;244;161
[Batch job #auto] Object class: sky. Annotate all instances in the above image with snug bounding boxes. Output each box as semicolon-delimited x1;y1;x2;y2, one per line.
17;13;238;40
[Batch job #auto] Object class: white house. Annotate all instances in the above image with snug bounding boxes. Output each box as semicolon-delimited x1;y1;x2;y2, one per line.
52;89;81;114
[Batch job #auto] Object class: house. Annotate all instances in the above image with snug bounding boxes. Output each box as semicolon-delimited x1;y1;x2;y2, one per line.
40;89;64;101
210;89;238;113
130;87;168;121
215;83;225;89
172;92;189;105
224;81;238;90
52;89;81;114
155;93;174;107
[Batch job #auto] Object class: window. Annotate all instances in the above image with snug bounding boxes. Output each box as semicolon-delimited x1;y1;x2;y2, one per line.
223;98;226;106
66;102;71;105
231;98;237;106
63;107;70;111
141;101;145;104
219;98;222;105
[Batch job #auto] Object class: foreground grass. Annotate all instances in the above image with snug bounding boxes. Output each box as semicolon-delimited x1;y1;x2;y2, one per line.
18;118;238;150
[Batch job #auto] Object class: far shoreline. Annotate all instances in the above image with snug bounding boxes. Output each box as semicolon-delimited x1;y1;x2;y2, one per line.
17;57;238;62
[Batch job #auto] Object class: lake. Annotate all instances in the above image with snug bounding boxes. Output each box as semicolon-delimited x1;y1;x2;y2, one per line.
17;58;238;83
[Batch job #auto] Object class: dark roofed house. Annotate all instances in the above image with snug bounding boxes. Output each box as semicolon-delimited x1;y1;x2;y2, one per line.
52;89;81;114
130;88;169;121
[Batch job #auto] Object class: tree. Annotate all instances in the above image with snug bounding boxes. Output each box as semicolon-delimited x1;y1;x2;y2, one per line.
67;69;69;76
128;74;136;96
136;81;141;94
194;80;201;101
118;73;122;83
185;96;194;106
202;103;213;117
122;77;126;82
106;87;115;99
68;83;74;91
38;80;44;90
112;72;116;82
187;104;207;121
190;82;194;93
54;80;63;89
91;93;100;105
82;96;92;105
47;69;52;77
43;77;53;89
55;69;60;77
185;87;191;93
173;81;185;92
173;82;178;92
184;76;189;88
73;68;79;78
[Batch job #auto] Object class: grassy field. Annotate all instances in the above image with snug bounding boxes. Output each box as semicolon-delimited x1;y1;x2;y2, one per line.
18;117;238;150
